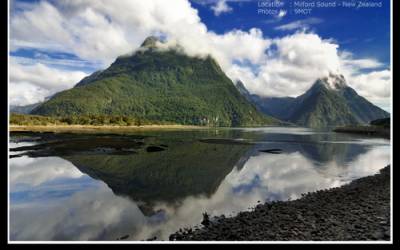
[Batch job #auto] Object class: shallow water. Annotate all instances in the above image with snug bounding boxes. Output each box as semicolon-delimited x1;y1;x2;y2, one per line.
9;127;390;241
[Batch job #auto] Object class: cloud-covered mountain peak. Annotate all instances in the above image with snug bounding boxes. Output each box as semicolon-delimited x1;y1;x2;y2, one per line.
140;36;162;49
318;73;347;90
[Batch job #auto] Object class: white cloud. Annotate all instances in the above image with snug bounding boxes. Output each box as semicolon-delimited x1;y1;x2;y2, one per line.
10;140;390;240
9;0;270;106
10;183;146;240
10;0;266;67
9;156;84;187
9;82;50;107
226;31;391;111
346;70;391;111
12;55;101;70
349;70;391;98
227;32;341;97
338;51;391;111
10;1;72;52
175;28;271;69
275;17;323;31
9;0;390;110
340;51;384;70
211;0;233;16
9;58;87;105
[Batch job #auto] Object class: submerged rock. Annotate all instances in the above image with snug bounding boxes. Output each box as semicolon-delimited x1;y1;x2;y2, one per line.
201;212;211;227
259;148;283;154
146;146;166;152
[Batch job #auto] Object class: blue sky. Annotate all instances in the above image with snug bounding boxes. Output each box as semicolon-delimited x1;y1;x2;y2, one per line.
190;0;390;66
10;0;390;73
9;0;391;111
11;0;391;70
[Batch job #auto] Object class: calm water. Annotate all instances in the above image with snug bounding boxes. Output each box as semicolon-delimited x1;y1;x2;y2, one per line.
9;127;390;241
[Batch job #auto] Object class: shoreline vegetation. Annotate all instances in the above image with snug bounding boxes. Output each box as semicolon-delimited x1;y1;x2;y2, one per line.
9;113;285;133
10;113;186;126
169;165;391;241
9;124;207;132
9;113;211;132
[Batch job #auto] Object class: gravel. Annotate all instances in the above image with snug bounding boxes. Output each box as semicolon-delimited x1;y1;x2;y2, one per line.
169;166;390;241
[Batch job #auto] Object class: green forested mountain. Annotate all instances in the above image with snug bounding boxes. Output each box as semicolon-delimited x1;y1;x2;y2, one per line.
284;80;360;127
241;74;389;128
31;37;277;127
370;117;390;128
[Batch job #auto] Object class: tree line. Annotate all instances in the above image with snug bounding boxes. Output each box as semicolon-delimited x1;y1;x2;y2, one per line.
9;113;172;126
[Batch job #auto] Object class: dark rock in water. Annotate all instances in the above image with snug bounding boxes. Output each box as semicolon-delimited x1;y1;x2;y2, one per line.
9;132;147;158
201;212;210;227
259;148;283;154
146;146;166;152
160;144;169;148
199;138;253;145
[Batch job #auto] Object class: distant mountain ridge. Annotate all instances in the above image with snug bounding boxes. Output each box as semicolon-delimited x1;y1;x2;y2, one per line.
10;103;42;114
31;36;278;127
10;95;53;114
237;74;389;128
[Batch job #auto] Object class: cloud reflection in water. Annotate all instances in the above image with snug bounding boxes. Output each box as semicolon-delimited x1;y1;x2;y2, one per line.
9;136;390;241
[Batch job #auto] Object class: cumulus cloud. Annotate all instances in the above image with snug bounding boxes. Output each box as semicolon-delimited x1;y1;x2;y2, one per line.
9;0;390;110
340;51;384;70
10;0;270;67
227;31;391;111
346;70;391;111
349;70;391;98
227;32;341;97
9;0;270;105
9;58;87;105
10;0;204;66
9;82;49;107
211;0;233;16
337;51;391;111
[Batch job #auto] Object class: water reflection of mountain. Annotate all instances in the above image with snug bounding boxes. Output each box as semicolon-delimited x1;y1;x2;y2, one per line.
10;130;376;216
63;140;251;209
256;133;370;166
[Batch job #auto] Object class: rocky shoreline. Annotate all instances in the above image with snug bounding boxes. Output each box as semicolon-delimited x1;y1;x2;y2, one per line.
169;166;391;241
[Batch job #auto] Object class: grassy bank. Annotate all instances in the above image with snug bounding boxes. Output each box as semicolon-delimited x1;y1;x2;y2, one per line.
10;113;180;126
9;113;211;132
9;124;207;133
